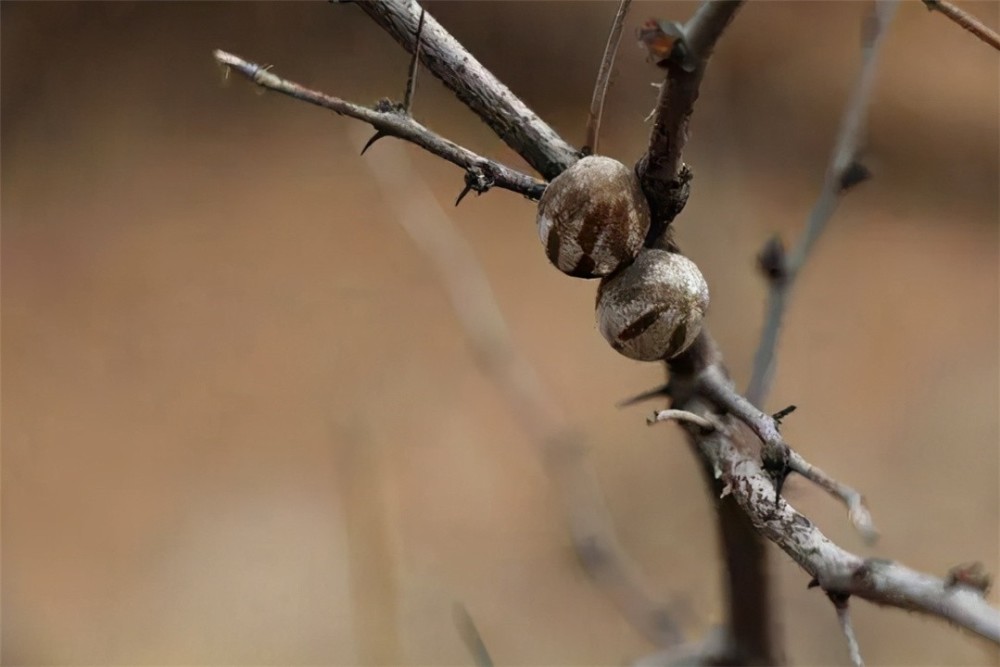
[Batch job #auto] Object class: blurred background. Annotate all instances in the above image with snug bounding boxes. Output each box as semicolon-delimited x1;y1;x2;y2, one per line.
2;1;998;665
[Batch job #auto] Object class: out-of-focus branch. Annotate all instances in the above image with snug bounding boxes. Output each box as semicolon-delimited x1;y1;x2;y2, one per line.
585;0;633;154
637;0;745;240
453;603;495;667
745;0;898;407
214;49;545;200
349;0;579;180
922;0;1000;51
358;133;682;649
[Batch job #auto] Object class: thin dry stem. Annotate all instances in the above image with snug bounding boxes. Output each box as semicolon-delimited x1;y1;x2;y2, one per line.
585;0;633;154
788;451;878;544
923;0;1000;50
402;8;426;113
213;49;544;200
358;133;681;648
746;0;899;407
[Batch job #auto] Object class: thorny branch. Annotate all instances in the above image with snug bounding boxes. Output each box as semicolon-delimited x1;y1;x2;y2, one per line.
745;0;898;408
213;50;545;200
217;0;1000;660
357;131;681;649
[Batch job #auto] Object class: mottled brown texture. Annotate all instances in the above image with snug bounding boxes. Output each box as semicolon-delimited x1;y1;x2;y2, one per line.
536;156;651;279
596;249;709;361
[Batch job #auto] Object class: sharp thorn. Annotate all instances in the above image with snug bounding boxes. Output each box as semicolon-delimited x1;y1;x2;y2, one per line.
839;159;872;192
455;184;474;207
772;404;797;425
360;131;387;155
617;383;671;408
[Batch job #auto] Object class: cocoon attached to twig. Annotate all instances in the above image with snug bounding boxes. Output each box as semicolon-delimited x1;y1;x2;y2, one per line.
536;156;651;278
596;248;709;361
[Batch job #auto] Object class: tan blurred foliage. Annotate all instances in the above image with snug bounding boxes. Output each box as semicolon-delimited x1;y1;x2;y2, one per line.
2;2;997;665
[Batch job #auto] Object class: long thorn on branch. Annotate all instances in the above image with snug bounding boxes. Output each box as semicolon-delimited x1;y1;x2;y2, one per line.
922;0;1000;51
213;49;545;201
357;131;682;649
585;0;633;154
745;0;899;407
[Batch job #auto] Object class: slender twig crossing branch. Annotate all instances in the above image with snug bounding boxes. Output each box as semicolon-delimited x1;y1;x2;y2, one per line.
350;0;580;180
213;49;544;200
746;0;899;407
585;0;633;154
402;8;426;113
922;0;1000;51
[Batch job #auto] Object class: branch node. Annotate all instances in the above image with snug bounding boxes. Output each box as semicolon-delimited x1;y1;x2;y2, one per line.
455;165;497;206
946;562;993;595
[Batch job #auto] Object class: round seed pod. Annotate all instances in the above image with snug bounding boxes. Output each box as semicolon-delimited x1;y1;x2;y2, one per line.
596;248;709;361
536;156;651;278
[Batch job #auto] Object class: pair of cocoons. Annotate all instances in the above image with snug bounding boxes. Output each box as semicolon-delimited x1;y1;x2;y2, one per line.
536;156;709;362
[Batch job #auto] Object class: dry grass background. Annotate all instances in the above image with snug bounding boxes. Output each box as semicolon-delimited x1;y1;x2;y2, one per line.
2;1;998;665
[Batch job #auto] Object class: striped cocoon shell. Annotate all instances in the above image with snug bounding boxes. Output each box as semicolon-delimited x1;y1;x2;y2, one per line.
536;156;651;278
596;249;709;361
